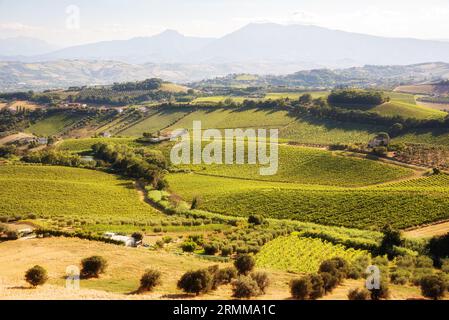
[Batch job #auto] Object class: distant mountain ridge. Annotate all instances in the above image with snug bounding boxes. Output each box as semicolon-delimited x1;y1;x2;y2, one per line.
2;60;449;92
4;23;449;66
0;36;58;56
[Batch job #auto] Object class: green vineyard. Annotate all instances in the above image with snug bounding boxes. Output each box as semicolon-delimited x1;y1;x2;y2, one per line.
256;233;368;273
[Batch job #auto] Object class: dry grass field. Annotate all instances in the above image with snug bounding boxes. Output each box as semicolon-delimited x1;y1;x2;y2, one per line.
0;237;429;300
0;238;297;300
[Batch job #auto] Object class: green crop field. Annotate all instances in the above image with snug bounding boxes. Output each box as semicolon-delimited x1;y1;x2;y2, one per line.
119;108;190;136
384;91;417;104
191;96;254;104
57;137;141;153
370;101;447;119
279;117;386;144
264;91;329;100
0;165;161;222
178;145;413;187
25;112;87;136
393;129;449;146
165;107;294;131
256;234;368;273
167;171;449;230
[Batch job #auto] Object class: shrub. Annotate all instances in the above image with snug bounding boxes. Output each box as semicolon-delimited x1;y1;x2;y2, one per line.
221;246;233;257
6;230;19;240
420;275;447;300
131;232;143;242
203;243;220;255
25;265;48;287
181;241;197;252
216;267;238;285
162;236;172;244
309;274;325;300
320;272;339;293
250;272;270;294
369;279;390;300
348;288;371;300
177;269;213;295
191;196;202;210
390;269;411;285
139;269;162;293
232;276;261;298
290;278;311;300
234;254;255;275
81;256;107;278
441;259;449;274
248;215;264;225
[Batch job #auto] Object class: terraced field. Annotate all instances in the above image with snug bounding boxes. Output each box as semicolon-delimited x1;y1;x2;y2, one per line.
0;165;161;222
256;234;368;273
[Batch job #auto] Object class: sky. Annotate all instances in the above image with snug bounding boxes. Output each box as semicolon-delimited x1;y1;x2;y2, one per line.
1;0;449;47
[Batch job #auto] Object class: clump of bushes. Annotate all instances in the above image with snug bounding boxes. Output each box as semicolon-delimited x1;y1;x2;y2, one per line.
177;269;213;295
216;267;238;285
138;269;162;293
25;265;48;287
420;275;447;300
181;241;197;252
81;256;107;279
234;254;255;275
232;276;261;298
347;288;371;300
290;278;311;300
290;257;355;300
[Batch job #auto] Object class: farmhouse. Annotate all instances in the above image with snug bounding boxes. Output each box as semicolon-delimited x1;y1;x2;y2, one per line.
37;137;48;145
99;131;112;138
104;232;138;247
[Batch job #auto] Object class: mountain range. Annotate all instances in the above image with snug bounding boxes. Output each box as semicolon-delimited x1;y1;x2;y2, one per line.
4;23;449;66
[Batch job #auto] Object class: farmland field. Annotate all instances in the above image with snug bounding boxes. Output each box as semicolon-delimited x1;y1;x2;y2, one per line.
264;91;329;100
25;112;88;136
256;234;368;273
178;145;413;187
370;101;447;119
167;172;449;229
165;107;294;131
56;137;141;153
0;165;161;222
119;108;190;136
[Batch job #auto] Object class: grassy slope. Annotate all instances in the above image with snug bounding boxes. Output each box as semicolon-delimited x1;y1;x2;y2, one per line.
371;101;447;119
119;108;190;137
25;113;86;136
0;165;160;221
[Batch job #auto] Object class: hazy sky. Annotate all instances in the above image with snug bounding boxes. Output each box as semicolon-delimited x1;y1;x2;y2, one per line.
1;0;449;46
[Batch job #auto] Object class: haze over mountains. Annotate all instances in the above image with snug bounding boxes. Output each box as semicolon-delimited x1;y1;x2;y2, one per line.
3;23;449;90
4;23;449;65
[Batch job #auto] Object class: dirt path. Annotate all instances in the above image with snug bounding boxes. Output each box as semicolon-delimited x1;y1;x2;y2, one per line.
404;220;449;238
